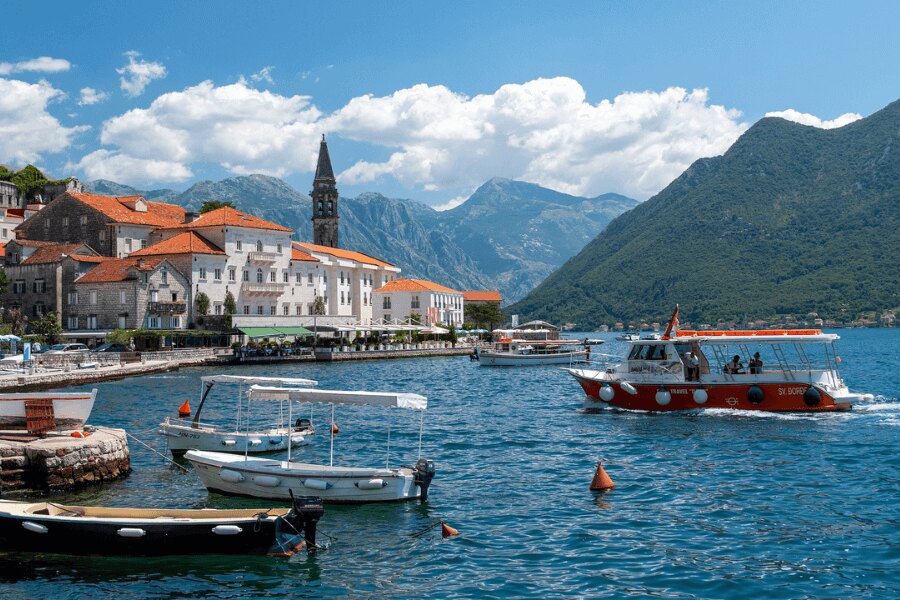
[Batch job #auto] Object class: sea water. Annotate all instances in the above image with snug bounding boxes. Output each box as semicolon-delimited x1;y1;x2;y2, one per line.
1;328;897;598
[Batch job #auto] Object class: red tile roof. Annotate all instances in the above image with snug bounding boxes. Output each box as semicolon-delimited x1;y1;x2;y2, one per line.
170;206;291;232
463;290;502;302
76;256;167;284
291;247;319;262
130;231;225;256
9;239;56;248
21;243;96;265
69;192;187;227
375;278;460;294
294;241;394;267
4;208;24;219
70;255;108;263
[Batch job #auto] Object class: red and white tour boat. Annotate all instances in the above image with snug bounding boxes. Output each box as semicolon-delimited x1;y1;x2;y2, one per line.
567;309;868;412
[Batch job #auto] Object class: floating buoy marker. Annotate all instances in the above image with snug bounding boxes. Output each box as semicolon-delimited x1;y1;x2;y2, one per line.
331;422;339;435
590;462;616;491
178;400;191;417
441;521;459;538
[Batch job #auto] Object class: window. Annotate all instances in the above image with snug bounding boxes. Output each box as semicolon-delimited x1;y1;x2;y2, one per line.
63;216;69;227
296;273;302;284
257;306;264;315
340;271;344;284
327;200;333;214
229;268;236;282
120;290;127;304
150;290;158;302
269;305;276;315
90;290;98;305
411;295;420;309
118;315;127;329
13;280;24;294
384;314;391;322
347;292;351;304
87;315;98;329
143;273;148;284
256;269;263;283
1;228;6;239
126;238;132;251
383;296;391;309
33;302;46;317
243;305;250;315
214;303;222;315
141;239;147;249
269;271;276;283
256;240;263;252
308;273;313;285
170;316;181;329
147;316;160;329
283;305;289;316
214;268;222;281
308;304;315;315
161;269;168;284
199;267;206;280
243;270;249;282
283;272;289;283
363;292;367;305
172;292;178;302
99;230;106;242
80;215;88;226
44;219;50;229
236;240;242;252
68;291;78;304
277;243;282;254
296;305;302;316
33;279;46;293
340;291;345;305
68;316;78;329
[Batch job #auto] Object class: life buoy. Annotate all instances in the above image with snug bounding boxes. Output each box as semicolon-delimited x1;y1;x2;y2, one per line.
747;385;764;404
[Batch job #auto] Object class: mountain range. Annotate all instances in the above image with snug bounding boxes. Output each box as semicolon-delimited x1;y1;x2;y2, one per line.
510;98;900;327
85;177;638;302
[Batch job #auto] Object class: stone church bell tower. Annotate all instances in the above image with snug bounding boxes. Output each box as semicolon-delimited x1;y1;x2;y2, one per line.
311;134;339;248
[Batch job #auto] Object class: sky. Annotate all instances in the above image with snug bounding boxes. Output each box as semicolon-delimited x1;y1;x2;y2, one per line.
1;1;898;209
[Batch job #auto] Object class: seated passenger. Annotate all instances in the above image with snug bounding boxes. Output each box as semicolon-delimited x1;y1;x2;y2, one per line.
725;355;745;374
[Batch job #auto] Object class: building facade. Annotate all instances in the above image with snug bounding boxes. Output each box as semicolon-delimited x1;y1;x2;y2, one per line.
372;278;464;327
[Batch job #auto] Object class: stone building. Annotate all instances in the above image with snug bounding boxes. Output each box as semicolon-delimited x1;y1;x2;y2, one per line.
311;135;339;248
14;192;188;257
372;278;464;327
73;256;190;332
2;240;104;321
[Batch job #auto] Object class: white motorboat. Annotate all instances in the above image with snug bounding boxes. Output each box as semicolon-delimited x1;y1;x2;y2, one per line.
615;333;639;341
0;389;96;430
160;375;317;456
186;386;435;504
477;338;588;366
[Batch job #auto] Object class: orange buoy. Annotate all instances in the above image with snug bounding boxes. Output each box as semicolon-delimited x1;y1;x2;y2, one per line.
590;462;616;491
70;431;85;438
178;400;191;417
331;422;339;435
440;521;459;538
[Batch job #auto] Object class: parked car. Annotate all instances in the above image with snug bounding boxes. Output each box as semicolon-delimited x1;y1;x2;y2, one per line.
92;343;126;353
45;343;90;354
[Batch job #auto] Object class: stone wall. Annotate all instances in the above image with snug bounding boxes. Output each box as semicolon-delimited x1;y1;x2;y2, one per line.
0;428;130;492
15;193;115;255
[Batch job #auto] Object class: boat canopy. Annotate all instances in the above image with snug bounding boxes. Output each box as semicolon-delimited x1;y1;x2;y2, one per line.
673;329;838;343
247;385;427;410
200;375;319;387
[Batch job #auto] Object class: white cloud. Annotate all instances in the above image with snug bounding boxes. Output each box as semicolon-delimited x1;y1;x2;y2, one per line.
327;78;749;199
433;194;468;211
0;56;71;75
116;51;166;97
78;87;110;106
71;80;322;183
764;108;862;129
0;78;88;165
72;76;753;198
250;66;275;85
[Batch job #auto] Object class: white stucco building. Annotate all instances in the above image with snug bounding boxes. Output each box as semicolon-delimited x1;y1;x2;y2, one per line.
372;278;464;327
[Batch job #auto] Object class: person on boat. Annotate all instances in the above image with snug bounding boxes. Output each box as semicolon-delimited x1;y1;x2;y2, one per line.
684;350;701;381
749;352;763;374
725;355;744;374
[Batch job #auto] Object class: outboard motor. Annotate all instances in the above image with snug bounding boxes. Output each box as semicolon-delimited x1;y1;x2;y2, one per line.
413;458;436;502
288;490;324;550
294;417;312;432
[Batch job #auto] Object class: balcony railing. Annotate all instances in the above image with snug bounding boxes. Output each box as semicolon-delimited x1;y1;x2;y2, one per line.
241;282;286;295
149;301;187;314
247;251;280;263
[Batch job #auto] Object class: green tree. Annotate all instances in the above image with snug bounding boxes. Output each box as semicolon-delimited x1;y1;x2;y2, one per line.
30;312;63;345
223;290;237;315
406;312;422;325
448;324;458;347
11;164;48;199
195;291;210;316
465;302;505;330
199;200;235;214
313;296;326;315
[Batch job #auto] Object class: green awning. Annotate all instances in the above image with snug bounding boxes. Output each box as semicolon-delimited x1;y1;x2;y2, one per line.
238;327;283;339
275;326;313;337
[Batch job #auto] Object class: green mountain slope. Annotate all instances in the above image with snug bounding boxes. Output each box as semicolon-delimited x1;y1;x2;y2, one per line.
509;98;900;327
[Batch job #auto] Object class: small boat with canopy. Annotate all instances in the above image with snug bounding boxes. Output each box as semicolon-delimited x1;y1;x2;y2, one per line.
159;375;316;456
185;385;435;504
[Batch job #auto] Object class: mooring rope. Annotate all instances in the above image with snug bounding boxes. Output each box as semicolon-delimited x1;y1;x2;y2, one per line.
95;426;188;472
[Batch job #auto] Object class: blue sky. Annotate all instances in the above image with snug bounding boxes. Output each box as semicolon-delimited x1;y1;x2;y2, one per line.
2;1;897;207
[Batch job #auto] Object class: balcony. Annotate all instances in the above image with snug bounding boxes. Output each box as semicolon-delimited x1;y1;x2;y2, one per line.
241;282;287;295
148;301;187;314
247;251;280;263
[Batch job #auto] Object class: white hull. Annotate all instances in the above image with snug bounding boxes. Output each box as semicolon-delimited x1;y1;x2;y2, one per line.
160;419;311;455
479;350;587;366
185;450;423;503
0;390;96;429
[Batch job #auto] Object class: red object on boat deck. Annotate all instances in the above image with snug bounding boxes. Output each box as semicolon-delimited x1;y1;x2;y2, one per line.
590;462;616;491
178;400;191;417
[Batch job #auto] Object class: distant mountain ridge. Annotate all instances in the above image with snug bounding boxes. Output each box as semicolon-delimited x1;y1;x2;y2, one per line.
85;176;637;302
510;98;900;326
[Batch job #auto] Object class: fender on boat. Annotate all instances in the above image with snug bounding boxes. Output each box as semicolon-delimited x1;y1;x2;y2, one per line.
302;479;332;490
219;469;245;483
253;475;281;487
117;528;146;538
22;521;48;534
693;388;708;404
212;525;243;535
599;384;615;402
619;381;638;395
355;478;387;490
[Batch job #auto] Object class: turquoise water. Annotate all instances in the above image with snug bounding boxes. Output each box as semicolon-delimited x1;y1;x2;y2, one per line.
2;328;898;598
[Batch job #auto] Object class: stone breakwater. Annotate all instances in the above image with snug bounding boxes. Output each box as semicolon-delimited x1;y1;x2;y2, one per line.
0;428;130;493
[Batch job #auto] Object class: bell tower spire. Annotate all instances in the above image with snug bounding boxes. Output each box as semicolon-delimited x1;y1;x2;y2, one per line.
311;134;339;247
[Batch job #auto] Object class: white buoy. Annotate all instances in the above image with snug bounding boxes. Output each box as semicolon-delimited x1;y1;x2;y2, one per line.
22;521;48;534
693;388;708;404
599;385;615;402
117;528;146;538
655;388;671;406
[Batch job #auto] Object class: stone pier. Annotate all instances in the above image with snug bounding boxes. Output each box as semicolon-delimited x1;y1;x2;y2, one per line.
0;428;130;493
